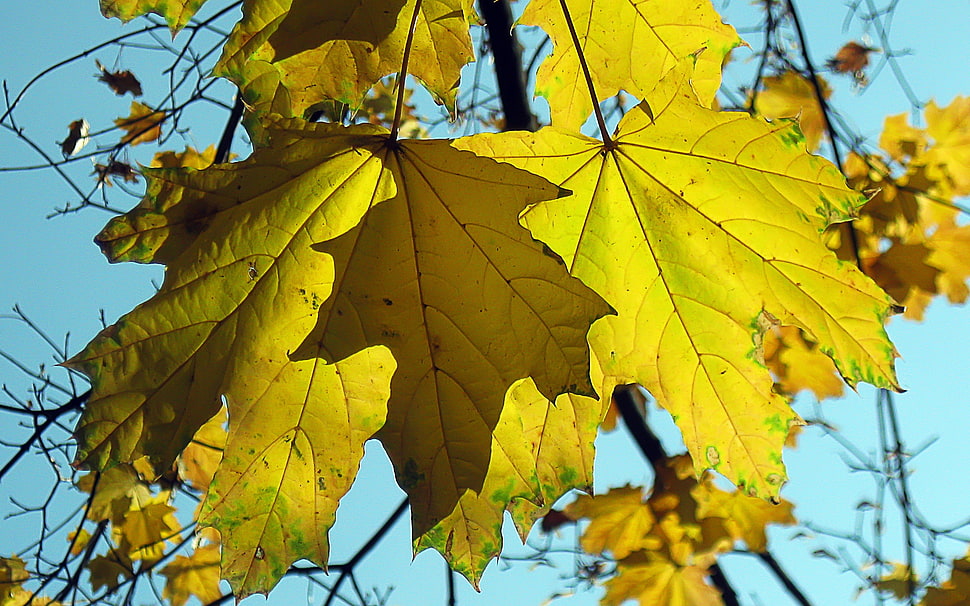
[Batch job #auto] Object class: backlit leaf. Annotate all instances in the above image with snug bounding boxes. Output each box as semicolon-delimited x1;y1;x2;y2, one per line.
177;406;227;493
521;0;740;128
923;97;970;196
114;101;165;146
69;117;608;596
602;551;723;606
565;486;656;559
457;63;900;500
692;474;795;552
99;0;208;31
754;70;831;152
159;545;224;606
216;0;474;117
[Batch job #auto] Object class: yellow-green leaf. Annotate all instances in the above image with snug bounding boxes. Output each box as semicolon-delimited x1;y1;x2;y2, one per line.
69;118;608;595
456;63;900;500
100;0;208;31
415;378;603;586
216;0;474;117
296;135;610;538
199;347;394;596
521;0;740;128
66;121;395;477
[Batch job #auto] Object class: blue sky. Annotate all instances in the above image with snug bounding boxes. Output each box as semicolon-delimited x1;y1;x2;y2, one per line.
2;1;970;605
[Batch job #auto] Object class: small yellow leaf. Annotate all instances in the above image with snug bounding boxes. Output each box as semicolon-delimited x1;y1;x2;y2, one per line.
755;70;831;151
764;327;845;401
692;475;796;552
118;495;180;562
115;101;164;146
160;545;223;606
923;96;970;196
602;551;723;606
76;465;152;525
565;486;656;559
87;552;133;593
216;0;474;116
521;0;741;128
921;551;970;606
67;529;92;557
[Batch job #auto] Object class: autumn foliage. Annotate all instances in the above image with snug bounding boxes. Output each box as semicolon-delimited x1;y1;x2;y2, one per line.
4;0;970;605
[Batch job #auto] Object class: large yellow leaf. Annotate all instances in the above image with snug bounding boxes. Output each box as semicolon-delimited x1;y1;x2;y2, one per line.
521;0;740;128
67;122;395;475
456;63;900;500
294;134;610;537
68;118;608;595
99;0;207;31
216;0;474;117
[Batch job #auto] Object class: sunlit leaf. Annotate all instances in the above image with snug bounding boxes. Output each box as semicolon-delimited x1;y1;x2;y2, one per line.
216;0;474;117
566;486;656;559
457;63;900;500
754;70;831;152
99;0;208;31
521;0;740;127
602;551;723;606
114;101;165;146
159;545;224;606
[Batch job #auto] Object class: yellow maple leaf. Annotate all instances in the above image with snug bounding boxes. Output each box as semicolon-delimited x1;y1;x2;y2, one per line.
923;96;970;196
754;70;831;152
926;221;970;304
521;0;741;128
160;545;223;606
879;112;927;162
566;486;657;559
117;495;181;562
692;475;795;552
87;551;133;593
76;465;153;525
69;118;608;597
99;0;208;31
216;0;474;117
602;551;724;606
457;62;900;500
114;101;165;146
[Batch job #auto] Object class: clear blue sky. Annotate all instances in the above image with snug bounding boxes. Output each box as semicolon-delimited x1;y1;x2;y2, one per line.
2;1;970;605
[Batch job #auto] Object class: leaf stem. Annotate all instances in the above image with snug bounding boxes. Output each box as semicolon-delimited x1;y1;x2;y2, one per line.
390;0;424;142
557;0;612;146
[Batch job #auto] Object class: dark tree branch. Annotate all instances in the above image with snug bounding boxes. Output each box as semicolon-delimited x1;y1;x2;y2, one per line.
478;0;537;131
